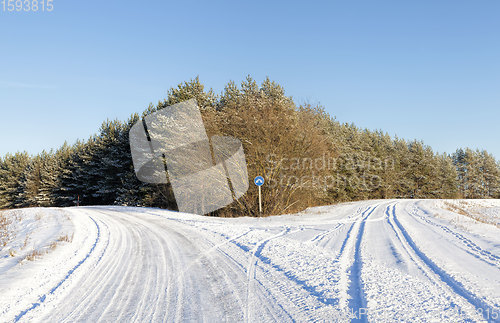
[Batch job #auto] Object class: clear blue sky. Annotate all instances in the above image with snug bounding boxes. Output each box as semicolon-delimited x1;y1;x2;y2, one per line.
1;0;499;159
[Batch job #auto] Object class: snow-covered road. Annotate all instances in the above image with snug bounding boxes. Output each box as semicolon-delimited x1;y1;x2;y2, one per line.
1;200;499;322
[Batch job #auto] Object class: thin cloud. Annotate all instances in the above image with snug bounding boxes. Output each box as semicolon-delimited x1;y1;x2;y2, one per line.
0;81;57;90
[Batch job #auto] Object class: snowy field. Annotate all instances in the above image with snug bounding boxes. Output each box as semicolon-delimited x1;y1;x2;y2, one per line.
0;200;499;322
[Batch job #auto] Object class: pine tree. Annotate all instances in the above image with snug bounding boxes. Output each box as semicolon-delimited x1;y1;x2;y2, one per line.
57;140;95;206
436;154;459;198
479;150;500;198
82;120;127;205
453;148;467;198
464;149;484;198
114;114;145;206
18;153;43;207
406;141;432;198
0;152;31;208
50;143;73;206
160;76;218;112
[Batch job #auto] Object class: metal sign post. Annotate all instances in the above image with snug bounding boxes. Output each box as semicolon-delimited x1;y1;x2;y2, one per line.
254;176;264;215
258;186;262;214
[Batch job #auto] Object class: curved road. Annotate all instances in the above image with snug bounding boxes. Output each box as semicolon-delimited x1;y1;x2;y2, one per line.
2;200;499;322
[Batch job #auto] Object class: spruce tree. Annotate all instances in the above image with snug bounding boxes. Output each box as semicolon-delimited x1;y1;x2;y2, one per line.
0;152;31;209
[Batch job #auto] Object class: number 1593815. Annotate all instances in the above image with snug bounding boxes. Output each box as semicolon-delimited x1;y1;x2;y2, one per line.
1;0;54;12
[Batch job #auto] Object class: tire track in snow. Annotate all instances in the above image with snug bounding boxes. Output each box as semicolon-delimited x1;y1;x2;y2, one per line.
14;215;102;322
411;202;500;267
39;209;166;322
242;226;332;322
196;224;318;321
99;215;150;320
150;215;260;320
237;213;365;321
50;217;111;321
251;204;377;320
72;213;135;322
164;216;301;321
160;219;249;322
148;208;339;320
345;205;378;323
309;206;366;245
122;211;250;322
387;204;500;322
121;214;173;322
59;213;133;321
136;220;169;322
245;227;292;323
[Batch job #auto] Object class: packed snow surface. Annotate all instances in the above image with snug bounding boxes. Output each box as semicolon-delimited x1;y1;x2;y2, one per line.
0;200;499;322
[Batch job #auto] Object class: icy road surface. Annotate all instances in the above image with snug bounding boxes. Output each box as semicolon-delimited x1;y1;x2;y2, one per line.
0;200;499;322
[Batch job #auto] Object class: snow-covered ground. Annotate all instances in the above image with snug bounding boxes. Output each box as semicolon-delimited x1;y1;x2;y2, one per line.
0;200;499;322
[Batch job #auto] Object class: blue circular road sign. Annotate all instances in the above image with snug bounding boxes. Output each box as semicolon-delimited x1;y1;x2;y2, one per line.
254;176;264;186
